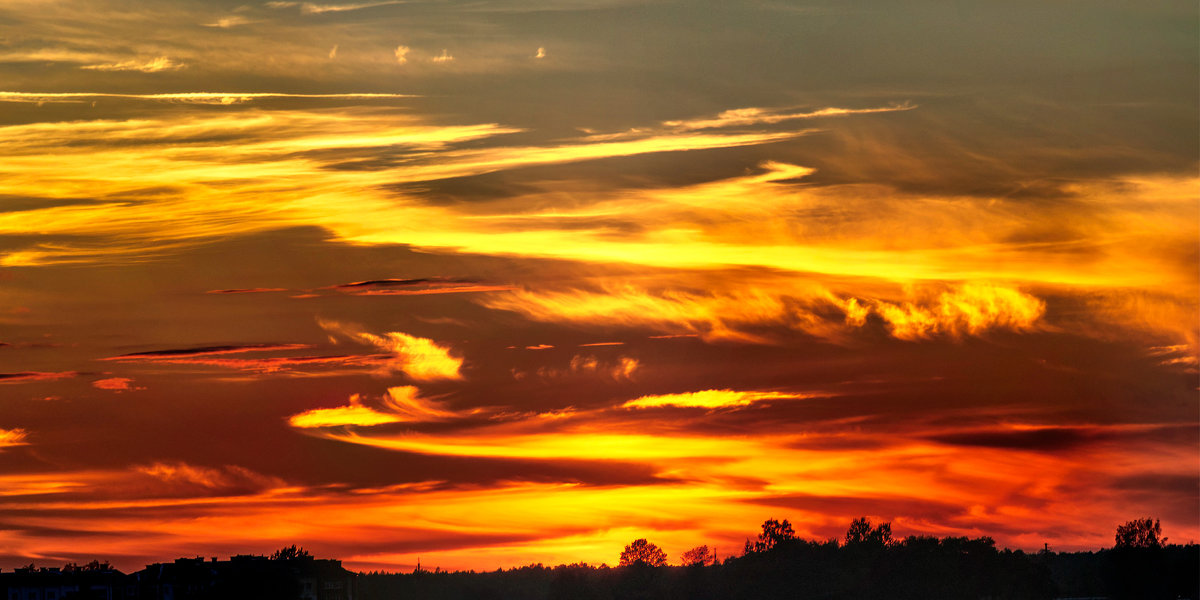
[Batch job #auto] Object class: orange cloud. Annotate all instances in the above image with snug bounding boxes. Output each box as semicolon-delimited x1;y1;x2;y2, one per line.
518;355;639;381
91;377;140;392
0;428;27;449
1;417;1195;572
276;397;1199;571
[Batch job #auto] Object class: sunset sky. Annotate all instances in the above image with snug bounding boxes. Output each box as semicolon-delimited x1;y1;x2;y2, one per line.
0;0;1197;573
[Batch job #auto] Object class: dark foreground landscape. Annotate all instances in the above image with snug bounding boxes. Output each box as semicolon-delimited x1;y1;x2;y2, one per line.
2;518;1196;600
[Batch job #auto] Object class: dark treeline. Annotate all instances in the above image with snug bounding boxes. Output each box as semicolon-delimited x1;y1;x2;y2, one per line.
3;519;1195;599
358;518;1200;600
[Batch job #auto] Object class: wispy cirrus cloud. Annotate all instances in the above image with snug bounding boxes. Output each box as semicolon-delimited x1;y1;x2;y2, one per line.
80;56;185;72
266;0;405;14
661;103;915;132
136;462;287;494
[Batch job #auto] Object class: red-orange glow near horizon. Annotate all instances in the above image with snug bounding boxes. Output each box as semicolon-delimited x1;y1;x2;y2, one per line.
0;0;1195;575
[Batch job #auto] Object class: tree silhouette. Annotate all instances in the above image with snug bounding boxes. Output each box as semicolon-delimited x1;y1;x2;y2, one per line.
845;517;892;546
619;538;667;566
744;518;796;554
679;545;715;566
270;544;313;560
1115;518;1166;548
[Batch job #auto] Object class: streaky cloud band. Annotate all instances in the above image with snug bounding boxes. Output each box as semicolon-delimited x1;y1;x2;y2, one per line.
0;92;418;105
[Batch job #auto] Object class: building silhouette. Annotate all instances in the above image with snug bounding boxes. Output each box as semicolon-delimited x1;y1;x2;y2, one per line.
1;555;356;600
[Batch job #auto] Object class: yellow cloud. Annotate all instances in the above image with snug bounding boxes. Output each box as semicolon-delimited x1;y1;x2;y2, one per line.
856;283;1046;340
80;57;185;72
290;386;478;429
288;395;406;428
0;103;1192;347
204;15;252;28
484;282;1045;344
661;103;915;131
0;428;27;449
360;332;463;381
380;386;471;421
297;1;405;14
622;389;807;409
319;320;464;381
0;92;415;104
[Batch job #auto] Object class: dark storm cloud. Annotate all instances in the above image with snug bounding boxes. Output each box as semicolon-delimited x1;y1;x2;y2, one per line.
108;344;314;359
925;424;1200;453
0;371;78;384
205;287;288;294
335;278;435;288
